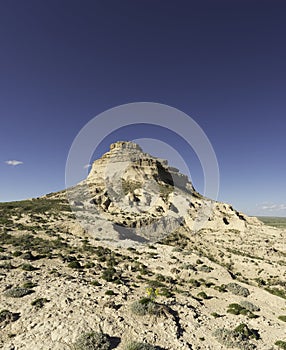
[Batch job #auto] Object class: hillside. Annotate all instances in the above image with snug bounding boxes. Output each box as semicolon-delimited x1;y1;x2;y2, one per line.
0;142;285;350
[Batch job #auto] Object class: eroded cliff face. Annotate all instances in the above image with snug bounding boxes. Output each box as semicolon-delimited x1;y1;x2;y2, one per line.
65;141;261;244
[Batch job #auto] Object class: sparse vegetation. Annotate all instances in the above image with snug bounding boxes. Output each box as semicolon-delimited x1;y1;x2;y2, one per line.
275;340;286;349
226;283;250;297
125;341;156;350
73;330;111;350
4;287;34;298
31;298;49;309
0;310;20;327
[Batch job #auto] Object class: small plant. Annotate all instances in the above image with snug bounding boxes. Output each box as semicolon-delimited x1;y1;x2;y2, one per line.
275;340;286;349
131;297;164;317
67;261;82;269
198;264;213;273
197;291;211;300
22;282;37;288
146;287;159;300
102;267;116;282
234;323;260;340
0;310;20;327
21;263;38;271
189;279;201;287
73;330;111;350
31;298;49;309
214;284;227;293
214;323;259;349
226;283;250;297
265;287;286;299
278;316;286;322
125;341;156;350
227;303;258;318
211;312;223;318
105;290;115;296
91;280;101;286
4;287;33;298
240;300;260;312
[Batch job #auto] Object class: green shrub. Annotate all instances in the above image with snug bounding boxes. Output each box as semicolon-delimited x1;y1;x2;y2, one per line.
214;323;259;350
73;330;110;350
91;280;101;286
234;323;260;340
68;261;82;269
275;340;286;349
102;267;116;282
227;303;258;318
131;297;163;317
265;287;286;299
211;312;222;318
197;291;210;300
21;263;38;271
105;290;115;296
278;316;286;322
31;298;49;309
22;282;37;288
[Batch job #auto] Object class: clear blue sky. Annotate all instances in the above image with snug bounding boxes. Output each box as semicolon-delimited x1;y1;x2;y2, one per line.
1;0;286;217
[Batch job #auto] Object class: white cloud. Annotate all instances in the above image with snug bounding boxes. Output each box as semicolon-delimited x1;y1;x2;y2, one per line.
5;160;23;166
83;164;91;169
259;203;286;212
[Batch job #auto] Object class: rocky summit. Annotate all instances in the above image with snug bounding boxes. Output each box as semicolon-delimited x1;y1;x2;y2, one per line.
0;141;285;349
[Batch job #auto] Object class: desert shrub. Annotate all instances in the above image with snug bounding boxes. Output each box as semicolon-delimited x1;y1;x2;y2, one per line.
21;263;38;271
31;298;49;309
22;282;37;289
131;297;162;316
275;340;286;349
105;290;115;296
214;284;227;293
84;261;95;268
21;251;35;260
12;250;22;257
4;287;33;298
240;300;260;312
234;323;260;340
227;304;258;318
158;287;173;298
189;279;201;287
102;267;116;282
226;283;250;297
213;325;258;349
0;310;20;327
211;312;222;318
278;316;286;322
68;261;82;269
73;330;111;350
197;291;211;300
198;265;213;273
91;280;101;286
124;341;156;350
265;287;286;299
227;303;243;315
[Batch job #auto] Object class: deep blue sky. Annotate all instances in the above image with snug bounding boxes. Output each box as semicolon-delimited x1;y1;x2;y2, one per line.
1;0;286;216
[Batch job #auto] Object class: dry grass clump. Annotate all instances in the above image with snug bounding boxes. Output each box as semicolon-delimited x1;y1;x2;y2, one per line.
124;342;156;350
73;330;110;350
226;283;250;297
4;287;34;298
